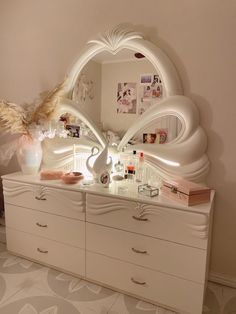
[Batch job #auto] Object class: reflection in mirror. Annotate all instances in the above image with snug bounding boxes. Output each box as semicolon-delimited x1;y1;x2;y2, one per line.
70;48;181;145
42;25;209;183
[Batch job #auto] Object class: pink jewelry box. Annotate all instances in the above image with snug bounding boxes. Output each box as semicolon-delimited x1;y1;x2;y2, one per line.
162;179;211;206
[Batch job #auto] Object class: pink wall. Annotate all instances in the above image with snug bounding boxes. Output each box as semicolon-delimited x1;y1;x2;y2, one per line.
1;0;236;279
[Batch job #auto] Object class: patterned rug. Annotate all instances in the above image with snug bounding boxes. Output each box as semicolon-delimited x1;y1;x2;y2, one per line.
0;243;235;314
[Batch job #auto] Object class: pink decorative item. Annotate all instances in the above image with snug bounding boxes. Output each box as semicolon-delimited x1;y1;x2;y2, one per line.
162;178;211;206
16;135;42;175
40;170;64;180
61;172;84;184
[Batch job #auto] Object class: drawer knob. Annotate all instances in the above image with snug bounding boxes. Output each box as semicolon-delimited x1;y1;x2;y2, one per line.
131;277;146;285
132;215;148;222
35;196;47;201
36;222;48;228
37;248;48;254
132;247;147;254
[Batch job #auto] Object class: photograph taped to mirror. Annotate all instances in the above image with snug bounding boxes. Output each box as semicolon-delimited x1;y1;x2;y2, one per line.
143;133;157;144
65;124;80;138
155;128;168;144
117;82;137;114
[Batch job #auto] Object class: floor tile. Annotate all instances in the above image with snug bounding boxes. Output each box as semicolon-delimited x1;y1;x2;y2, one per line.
45;268;120;314
0;287;81;314
108;293;163;314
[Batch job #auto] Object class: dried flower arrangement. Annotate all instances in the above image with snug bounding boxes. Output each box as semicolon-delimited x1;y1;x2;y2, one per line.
0;79;66;136
0;79;67;166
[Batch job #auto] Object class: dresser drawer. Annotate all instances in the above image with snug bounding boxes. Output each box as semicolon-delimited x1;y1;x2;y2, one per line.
5;204;85;248
86;223;206;283
7;228;85;276
86;194;209;249
3;180;84;220
86;252;204;314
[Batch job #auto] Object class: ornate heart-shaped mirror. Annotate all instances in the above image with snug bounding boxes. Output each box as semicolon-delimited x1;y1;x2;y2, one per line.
42;25;209;182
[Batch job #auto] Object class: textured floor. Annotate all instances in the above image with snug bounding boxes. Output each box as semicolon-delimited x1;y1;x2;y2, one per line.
0;243;235;314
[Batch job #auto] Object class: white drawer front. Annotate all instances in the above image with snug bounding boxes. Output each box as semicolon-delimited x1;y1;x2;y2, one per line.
5;204;85;249
86;194;208;249
7;228;85;276
3;180;84;220
86;223;206;283
87;252;204;314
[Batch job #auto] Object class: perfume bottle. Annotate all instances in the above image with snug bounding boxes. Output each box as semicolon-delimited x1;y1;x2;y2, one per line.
136;152;145;183
114;160;124;174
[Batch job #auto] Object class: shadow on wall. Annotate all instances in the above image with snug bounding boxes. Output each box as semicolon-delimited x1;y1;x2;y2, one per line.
0;132;20;214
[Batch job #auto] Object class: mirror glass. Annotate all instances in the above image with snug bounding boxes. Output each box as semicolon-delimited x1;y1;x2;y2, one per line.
68;48;181;145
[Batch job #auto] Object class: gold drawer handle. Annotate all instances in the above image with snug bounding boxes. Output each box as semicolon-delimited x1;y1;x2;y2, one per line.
35;196;47;201
36;222;48;228
131;277;146;285
132;215;148;222
37;248;48;254
132;247;147;254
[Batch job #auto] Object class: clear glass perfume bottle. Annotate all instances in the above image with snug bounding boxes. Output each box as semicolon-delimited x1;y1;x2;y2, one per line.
136;152;145;183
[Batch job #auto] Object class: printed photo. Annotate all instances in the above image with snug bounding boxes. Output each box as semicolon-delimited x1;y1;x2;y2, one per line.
155;128;168;144
66;124;80;138
117;82;137;114
152;85;162;98
151;74;161;86
140;74;152;84
142;85;152;99
143;133;157;144
138;101;151;115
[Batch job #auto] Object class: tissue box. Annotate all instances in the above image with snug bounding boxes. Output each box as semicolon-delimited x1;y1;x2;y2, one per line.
162;179;211;206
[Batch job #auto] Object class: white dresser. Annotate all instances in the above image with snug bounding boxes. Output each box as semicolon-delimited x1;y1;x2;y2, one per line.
2;173;214;314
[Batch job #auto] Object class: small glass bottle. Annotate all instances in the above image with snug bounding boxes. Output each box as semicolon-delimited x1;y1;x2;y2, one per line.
136;152;145;183
114;160;124;175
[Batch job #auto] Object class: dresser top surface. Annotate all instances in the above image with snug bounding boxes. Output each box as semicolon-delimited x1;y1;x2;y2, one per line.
2;172;215;215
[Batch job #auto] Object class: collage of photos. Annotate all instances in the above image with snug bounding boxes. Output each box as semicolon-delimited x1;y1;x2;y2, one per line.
139;73;163;115
116;74;163;116
143;128;168;144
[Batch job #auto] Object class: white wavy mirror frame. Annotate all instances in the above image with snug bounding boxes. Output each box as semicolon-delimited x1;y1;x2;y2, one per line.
43;25;209;182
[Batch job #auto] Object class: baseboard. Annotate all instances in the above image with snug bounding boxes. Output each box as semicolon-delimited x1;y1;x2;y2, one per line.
209;271;236;289
0;225;6;244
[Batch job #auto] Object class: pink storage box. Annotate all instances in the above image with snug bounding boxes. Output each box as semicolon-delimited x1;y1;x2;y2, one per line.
162;179;211;206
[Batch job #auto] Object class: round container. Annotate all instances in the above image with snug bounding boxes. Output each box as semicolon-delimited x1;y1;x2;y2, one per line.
61;172;84;184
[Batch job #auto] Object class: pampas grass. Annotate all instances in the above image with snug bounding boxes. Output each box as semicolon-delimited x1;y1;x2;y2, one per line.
0;79;66;136
0;100;29;134
32;79;67;123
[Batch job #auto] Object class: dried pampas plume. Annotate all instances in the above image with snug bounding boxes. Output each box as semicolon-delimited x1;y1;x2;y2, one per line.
0;100;29;135
0;78;67;135
32;78;67;123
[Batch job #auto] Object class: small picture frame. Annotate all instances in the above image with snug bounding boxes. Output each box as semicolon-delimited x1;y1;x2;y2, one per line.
143;133;157;144
140;74;152;84
99;171;110;187
65;124;80;138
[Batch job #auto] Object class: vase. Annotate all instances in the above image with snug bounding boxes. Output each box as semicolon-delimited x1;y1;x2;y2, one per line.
16;136;42;175
86;145;112;182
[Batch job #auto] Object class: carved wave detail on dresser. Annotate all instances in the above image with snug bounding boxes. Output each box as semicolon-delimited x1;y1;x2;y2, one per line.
4;183;84;213
40;186;84;211
87;195;209;239
86;198;135;214
3;184;33;197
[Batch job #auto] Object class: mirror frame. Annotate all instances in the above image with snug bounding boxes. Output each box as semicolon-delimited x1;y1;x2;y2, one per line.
44;25;209;182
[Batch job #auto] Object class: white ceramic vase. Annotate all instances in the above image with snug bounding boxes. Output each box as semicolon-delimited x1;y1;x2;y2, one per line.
86;145;112;181
17;136;42;175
